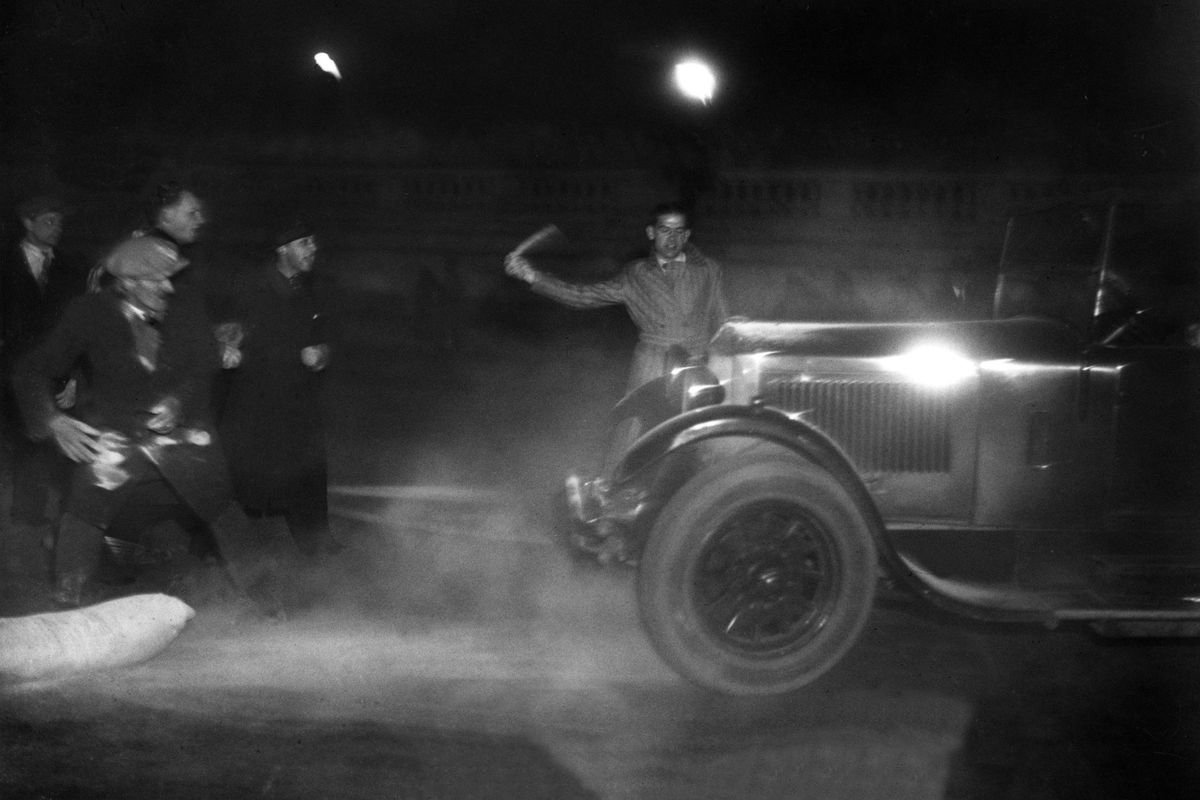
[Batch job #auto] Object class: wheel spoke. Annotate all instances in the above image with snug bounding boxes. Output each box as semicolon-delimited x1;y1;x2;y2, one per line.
693;500;839;652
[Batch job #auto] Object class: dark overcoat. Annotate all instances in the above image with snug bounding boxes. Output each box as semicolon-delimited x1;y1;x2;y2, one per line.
218;264;333;512
1;241;89;436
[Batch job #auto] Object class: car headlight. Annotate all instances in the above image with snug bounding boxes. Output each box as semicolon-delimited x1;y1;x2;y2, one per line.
877;344;976;388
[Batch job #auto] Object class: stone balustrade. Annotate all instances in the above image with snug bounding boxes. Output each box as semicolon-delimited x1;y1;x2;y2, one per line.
3;157;1184;321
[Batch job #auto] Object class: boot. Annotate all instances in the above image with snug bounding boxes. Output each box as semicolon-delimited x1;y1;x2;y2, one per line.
53;512;105;604
52;572;88;609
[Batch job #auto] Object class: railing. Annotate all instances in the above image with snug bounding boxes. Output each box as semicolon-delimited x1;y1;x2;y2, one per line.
697;174;823;219
3;156;1181;281
208;166;1148;238
849;177;980;223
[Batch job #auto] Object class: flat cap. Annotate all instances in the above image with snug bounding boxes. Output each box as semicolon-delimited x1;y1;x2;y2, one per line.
104;237;189;280
274;219;314;249
17;195;65;220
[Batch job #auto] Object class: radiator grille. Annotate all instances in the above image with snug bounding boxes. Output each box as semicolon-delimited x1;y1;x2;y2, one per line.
762;374;953;473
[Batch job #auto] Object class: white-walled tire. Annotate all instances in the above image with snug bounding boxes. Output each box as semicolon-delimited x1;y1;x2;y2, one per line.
637;455;877;695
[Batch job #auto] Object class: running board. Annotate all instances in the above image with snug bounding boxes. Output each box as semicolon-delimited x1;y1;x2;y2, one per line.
897;553;1200;625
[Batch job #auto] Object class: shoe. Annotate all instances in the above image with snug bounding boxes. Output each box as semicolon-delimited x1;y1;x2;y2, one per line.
567;519;636;566
565;474;607;523
565;474;587;520
595;536;629;566
52;573;87;609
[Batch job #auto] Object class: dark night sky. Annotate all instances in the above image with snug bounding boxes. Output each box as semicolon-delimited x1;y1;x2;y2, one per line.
2;0;1198;170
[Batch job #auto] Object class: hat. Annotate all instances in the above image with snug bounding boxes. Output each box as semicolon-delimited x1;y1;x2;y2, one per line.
17;194;65;221
274;219;313;249
104;237;189;280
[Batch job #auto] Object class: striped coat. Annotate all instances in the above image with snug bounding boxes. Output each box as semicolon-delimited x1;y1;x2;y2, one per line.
530;244;729;392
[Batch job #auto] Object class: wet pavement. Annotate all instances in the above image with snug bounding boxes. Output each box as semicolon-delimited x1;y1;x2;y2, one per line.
2;312;1199;798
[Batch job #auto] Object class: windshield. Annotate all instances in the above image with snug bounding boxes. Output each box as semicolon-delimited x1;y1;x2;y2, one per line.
1107;200;1200;324
994;198;1200;341
1002;203;1108;269
992;202;1108;330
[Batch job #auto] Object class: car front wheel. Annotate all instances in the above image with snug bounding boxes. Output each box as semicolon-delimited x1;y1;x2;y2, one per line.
637;454;877;695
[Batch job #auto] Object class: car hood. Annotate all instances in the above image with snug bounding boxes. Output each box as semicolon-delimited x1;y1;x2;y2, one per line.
709;317;1084;362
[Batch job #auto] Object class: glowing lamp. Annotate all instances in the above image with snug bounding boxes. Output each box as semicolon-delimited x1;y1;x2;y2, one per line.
673;59;716;104
314;52;342;81
878;344;976;388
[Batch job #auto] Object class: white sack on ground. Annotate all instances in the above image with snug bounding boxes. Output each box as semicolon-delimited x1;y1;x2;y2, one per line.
0;593;195;684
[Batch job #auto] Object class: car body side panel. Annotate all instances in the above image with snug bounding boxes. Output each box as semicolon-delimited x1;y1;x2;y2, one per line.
1089;345;1200;528
973;357;1102;528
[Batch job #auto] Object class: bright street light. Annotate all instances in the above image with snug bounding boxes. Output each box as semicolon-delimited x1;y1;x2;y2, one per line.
314;52;342;81
673;59;716;104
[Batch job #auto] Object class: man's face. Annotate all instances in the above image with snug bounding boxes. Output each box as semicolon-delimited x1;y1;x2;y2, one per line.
120;276;174;317
23;211;63;249
278;235;318;273
157;192;205;244
646;212;690;261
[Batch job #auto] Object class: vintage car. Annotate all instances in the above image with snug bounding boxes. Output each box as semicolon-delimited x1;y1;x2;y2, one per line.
563;188;1200;695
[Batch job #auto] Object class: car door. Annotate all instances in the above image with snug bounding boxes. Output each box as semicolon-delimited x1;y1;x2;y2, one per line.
973;337;1103;529
1088;344;1200;530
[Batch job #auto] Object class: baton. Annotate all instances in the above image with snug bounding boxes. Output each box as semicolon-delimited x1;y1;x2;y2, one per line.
508;224;562;259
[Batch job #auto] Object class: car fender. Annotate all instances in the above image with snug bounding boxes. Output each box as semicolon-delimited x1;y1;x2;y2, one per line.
612;402;892;560
615;401;863;495
613;402;1051;624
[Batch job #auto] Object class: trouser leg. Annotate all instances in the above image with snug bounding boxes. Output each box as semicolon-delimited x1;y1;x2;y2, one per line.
140;519;194;560
207;502;287;614
53;512;106;606
207;503;270;579
97;477;200;582
138;519;207;600
54;512;105;578
283;490;333;557
9;439;56;525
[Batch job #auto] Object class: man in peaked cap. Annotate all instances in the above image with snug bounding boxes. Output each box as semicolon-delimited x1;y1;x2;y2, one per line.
12;236;283;613
2;193;89;545
218;219;342;581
